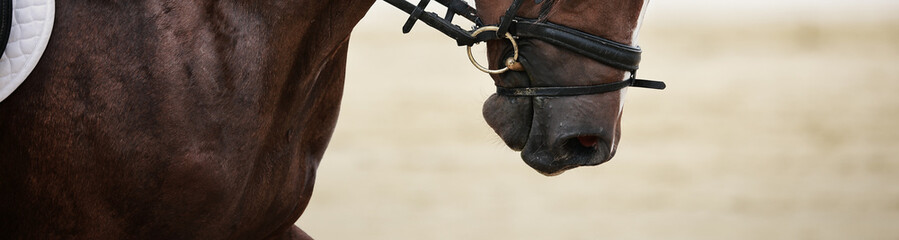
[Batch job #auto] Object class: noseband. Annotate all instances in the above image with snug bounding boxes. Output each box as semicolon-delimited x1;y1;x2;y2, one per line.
383;0;666;97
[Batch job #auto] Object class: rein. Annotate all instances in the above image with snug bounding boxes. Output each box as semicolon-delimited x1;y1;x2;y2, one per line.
383;0;666;97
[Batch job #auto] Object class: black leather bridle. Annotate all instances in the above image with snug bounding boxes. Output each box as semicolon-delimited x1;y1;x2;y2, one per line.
383;0;665;97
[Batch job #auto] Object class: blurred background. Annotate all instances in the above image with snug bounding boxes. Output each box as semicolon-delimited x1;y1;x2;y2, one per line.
297;0;899;239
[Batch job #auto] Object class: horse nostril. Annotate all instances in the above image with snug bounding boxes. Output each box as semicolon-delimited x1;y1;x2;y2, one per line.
576;136;599;148
561;135;599;159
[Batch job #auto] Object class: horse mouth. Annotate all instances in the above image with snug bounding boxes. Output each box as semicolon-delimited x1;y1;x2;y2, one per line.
521;134;612;176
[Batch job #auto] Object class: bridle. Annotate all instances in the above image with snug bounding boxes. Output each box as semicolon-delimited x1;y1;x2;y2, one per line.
383;0;666;97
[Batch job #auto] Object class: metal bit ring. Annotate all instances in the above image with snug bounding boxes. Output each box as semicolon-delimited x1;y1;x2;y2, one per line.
466;26;519;74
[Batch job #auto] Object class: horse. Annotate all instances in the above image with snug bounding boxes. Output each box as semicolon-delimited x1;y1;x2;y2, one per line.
0;0;661;238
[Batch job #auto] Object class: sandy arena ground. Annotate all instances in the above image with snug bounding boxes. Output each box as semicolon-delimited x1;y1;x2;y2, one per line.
297;2;899;239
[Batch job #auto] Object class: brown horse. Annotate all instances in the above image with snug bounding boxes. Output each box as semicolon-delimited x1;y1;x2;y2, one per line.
0;0;654;239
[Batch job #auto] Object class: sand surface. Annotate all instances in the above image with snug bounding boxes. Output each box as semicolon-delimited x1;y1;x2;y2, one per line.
296;2;899;239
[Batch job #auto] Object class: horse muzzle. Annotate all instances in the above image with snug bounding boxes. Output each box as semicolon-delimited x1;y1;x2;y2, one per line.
518;96;617;176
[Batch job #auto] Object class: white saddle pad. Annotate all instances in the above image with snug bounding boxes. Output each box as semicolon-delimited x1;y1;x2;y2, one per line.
0;0;54;102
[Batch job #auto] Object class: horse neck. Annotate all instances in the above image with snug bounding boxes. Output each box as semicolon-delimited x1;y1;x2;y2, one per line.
138;0;375;67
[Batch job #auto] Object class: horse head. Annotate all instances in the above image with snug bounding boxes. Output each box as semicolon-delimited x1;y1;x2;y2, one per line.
475;0;653;175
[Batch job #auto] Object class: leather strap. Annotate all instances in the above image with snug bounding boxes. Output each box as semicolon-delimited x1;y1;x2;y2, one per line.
384;0;486;46
511;19;642;72
496;0;525;38
496;77;665;97
631;79;667;90
402;0;431;33
437;0;481;25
